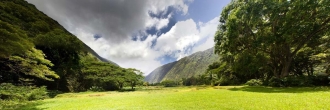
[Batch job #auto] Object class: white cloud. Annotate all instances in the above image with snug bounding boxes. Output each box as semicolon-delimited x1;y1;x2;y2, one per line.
147;0;190;15
27;0;219;75
145;17;170;30
155;19;198;52
153;17;220;61
71;16;219;75
192;17;220;53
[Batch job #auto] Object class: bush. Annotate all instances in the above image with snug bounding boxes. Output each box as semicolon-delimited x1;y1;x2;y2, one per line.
267;76;321;87
282;76;313;87
48;90;63;98
267;77;284;87
0;100;27;110
88;86;104;92
0;83;49;101
245;79;263;86
161;80;178;87
214;75;241;86
0;83;49;109
28;86;48;100
310;75;329;86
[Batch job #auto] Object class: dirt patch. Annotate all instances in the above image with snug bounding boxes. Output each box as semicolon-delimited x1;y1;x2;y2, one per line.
88;94;105;97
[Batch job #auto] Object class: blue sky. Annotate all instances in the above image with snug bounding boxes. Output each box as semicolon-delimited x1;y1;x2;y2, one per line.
180;0;231;23
144;0;231;65
27;0;231;74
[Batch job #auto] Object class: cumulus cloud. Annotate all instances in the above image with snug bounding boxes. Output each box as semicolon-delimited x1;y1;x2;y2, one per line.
26;0;190;43
192;17;220;53
26;0;220;74
153;17;220;60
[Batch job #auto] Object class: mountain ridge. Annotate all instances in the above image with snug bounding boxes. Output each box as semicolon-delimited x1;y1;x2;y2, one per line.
145;47;219;83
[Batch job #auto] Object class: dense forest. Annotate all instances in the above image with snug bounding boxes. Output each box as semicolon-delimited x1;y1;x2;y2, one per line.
0;0;143;108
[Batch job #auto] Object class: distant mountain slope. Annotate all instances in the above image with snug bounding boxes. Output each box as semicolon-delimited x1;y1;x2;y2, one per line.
145;47;219;83
144;61;177;83
83;44;118;66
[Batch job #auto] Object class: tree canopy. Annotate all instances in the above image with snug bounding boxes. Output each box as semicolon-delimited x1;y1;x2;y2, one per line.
213;0;330;85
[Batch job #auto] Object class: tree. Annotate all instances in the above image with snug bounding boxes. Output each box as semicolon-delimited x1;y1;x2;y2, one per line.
125;68;144;90
0;20;33;58
215;0;330;78
0;48;59;84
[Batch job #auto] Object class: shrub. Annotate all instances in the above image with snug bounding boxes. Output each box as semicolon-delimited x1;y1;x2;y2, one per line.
48;90;63;98
267;77;284;87
0;100;27;110
281;76;313;87
310;75;329;86
214;75;241;86
0;83;49;101
0;83;49;109
161;80;178;87
88;86;104;92
28;86;48;101
245;79;263;86
267;76;322;87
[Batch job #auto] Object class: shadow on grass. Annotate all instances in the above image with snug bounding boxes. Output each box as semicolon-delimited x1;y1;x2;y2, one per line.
228;86;330;93
117;88;137;92
48;90;64;98
16;100;52;110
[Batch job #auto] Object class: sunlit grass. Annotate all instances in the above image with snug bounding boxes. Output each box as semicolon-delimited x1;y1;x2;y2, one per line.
20;86;330;110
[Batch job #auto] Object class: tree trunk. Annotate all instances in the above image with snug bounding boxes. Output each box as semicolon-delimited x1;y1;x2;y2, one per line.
280;58;292;78
118;83;123;90
131;82;134;90
273;68;279;78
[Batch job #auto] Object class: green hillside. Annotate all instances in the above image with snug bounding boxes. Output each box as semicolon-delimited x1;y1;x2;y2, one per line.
144;61;177;83
145;48;219;83
0;0;141;94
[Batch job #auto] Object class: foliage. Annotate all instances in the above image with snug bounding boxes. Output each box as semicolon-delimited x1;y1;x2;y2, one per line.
0;20;33;58
0;0;132;93
266;76;329;87
81;53;144;91
160;80;178;87
88;86;105;92
0;83;49;109
245;79;263;86
0;83;48;101
0;47;58;85
211;0;330;86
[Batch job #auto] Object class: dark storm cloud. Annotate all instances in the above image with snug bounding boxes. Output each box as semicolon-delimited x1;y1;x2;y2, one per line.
26;0;149;43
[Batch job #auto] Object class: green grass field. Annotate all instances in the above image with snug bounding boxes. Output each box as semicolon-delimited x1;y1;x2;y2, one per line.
19;86;330;110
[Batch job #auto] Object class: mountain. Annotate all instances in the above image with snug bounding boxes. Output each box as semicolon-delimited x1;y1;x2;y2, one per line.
145;47;219;83
0;0;116;65
144;61;177;83
83;44;118;66
0;0;121;91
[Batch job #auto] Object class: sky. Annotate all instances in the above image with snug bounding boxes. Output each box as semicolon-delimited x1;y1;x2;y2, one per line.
26;0;231;75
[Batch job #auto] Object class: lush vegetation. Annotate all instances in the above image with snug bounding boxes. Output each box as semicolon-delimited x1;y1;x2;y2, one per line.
2;0;330;109
17;86;330;110
207;0;330;86
0;0;143;109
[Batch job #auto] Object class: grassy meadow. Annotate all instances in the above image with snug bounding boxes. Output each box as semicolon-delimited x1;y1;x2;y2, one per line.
19;86;330;110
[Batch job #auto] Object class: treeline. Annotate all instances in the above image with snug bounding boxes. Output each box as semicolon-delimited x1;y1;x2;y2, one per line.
0;0;143;108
